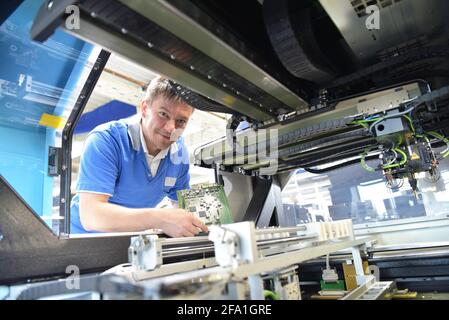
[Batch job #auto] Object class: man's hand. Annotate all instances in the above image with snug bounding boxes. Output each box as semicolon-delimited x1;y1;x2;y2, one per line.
79;193;208;236
156;208;208;237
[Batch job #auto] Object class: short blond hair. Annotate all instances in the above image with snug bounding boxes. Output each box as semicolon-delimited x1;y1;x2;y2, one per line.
143;76;186;105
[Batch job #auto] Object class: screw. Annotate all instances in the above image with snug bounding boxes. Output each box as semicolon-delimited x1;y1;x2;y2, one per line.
147;42;153;48
47;1;53;10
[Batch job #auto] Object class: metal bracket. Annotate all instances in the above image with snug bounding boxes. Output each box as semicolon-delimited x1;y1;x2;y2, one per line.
209;221;258;268
47;146;62;177
30;0;78;42
244;176;287;227
351;244;367;286
208;226;240;268
128;235;162;271
341;275;396;300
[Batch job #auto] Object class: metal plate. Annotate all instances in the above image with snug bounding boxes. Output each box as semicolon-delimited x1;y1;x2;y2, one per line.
319;0;449;64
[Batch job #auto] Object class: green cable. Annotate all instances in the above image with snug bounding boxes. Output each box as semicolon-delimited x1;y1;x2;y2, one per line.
360;147;408;172
351;118;380;126
355;118;380;123
263;290;280;300
360;151;376;172
350;120;368;129
415;133;432;146
382;148;407;169
425;131;449;158
426;131;447;141
402;115;415;133
354;121;368;129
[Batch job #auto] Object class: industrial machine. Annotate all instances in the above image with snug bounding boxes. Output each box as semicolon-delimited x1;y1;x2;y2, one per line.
1;0;449;300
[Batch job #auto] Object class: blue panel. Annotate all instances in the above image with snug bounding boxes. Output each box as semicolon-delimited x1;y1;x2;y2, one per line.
0;126;46;213
74;100;137;135
0;0;94;224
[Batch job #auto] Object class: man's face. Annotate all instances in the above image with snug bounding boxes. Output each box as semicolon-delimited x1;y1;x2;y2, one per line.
141;95;193;155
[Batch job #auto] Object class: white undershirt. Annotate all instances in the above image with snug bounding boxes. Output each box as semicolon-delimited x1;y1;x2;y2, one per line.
140;125;170;177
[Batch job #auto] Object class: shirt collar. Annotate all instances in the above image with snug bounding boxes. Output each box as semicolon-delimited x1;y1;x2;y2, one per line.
139;124;171;160
126;114;179;156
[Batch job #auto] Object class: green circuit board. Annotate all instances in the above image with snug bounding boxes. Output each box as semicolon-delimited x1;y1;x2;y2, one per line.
177;184;233;225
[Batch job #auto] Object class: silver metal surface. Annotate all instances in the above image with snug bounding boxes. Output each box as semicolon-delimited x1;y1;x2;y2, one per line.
129;235;162;271
367;241;449;253
319;0;449;64
66;19;272;121
353;214;449;231
127;229;373;300
161;236;210;245
104;257;218;282
232;237;374;278
160;233;319;259
68;231;154;238
258;234;318;247
341;276;395;300
119;0;308;112
196;83;420;169
162;245;215;258
351;245;366;285
370;249;449;261
248;275;264;300
161;225;307;249
156;234;321;260
256;225;308;234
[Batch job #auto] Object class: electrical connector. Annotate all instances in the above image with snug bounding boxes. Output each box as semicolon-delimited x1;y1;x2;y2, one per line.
322;268;339;283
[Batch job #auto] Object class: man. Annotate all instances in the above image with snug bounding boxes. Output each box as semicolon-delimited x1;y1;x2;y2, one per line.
70;77;208;237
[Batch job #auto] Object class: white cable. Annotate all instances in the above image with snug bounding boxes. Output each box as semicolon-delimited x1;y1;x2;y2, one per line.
383;149;398;166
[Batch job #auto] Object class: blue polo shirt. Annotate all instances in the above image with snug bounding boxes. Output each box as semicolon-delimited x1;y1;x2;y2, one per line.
70;115;190;234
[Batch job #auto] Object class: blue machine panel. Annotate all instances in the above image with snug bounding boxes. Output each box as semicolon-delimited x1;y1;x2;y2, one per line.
0;0;95;226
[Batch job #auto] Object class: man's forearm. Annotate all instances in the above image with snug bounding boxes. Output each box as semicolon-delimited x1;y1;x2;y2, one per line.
80;201;163;232
77;192;208;237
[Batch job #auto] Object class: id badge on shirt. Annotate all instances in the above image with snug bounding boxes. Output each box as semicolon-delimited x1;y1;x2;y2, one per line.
164;177;177;187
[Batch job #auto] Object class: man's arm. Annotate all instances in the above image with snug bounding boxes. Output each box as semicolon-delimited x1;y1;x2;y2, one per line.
79;193;208;237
